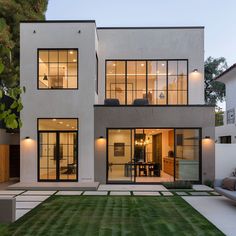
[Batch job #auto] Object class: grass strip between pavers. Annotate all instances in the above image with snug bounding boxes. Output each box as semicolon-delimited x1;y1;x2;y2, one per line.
0;195;225;236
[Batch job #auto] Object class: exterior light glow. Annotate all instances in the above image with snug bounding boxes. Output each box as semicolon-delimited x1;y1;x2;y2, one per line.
52;119;57;122
204;136;210;139
25;136;30;139
69;51;73;54
192;69;198;73
99;136;104;139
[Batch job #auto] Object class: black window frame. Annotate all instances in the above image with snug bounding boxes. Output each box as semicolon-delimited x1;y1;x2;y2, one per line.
37;48;79;90
106;127;202;184
95;53;98;94
105;59;189;105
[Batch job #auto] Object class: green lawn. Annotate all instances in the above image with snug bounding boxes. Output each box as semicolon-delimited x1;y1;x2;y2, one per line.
0;196;224;236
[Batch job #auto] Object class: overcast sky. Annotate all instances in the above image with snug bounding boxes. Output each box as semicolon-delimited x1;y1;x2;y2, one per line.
46;0;236;67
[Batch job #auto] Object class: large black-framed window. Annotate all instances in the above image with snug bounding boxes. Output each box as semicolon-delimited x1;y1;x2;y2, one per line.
37;118;79;182
38;49;78;90
106;60;188;105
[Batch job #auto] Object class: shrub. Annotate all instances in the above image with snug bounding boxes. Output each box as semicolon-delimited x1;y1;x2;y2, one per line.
163;181;192;189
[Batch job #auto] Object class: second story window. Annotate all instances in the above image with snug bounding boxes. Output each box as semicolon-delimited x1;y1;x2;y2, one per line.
106;60;188;105
38;49;78;89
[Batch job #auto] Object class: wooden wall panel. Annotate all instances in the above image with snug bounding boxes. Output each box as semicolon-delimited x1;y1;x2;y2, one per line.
0;145;9;182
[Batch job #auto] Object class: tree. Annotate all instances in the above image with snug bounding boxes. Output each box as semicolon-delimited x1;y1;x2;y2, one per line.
204;56;228;105
0;0;48;129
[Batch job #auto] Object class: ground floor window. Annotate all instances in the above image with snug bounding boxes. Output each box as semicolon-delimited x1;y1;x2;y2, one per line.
38;118;78;181
107;128;201;183
220;136;231;144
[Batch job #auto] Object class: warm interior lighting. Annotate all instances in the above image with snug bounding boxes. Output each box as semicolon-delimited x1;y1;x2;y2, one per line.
69;51;73;54
141;63;145;67
52;119;57;122
66;124;70;127
73;59;77;62
59;121;63;124
192;69;198;73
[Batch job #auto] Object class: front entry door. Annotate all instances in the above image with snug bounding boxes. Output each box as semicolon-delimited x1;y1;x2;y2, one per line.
39;131;78;181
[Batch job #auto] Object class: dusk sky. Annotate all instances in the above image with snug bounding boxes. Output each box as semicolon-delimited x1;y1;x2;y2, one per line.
46;0;236;67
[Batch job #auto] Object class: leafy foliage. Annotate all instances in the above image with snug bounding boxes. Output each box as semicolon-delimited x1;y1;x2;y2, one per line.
205;57;228;105
0;0;48;129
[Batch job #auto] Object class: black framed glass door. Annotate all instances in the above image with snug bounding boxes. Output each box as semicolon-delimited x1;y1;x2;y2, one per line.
39;131;78;181
107;128;201;183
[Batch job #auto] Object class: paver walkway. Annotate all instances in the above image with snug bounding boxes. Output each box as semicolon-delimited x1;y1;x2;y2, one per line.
183;196;236;236
0;185;217;221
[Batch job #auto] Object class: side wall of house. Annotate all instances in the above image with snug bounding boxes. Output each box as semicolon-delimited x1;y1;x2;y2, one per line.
20;22;97;182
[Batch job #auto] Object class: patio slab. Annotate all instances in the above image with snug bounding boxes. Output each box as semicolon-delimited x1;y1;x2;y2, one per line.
16;201;41;209
175;192;189;196
183;196;236;236
0;190;24;195
110;191;131;196
133;191;161;196
98;184;168;191
16;209;31;220
192;185;213;191
16;195;50;202
189;192;210;196
83;191;108;196
22;191;56;195
8;182;99;191
55;191;83;196
161;191;173;196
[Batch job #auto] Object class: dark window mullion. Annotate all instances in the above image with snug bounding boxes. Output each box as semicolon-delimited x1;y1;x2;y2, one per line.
125;61;127;104
167;60;169;105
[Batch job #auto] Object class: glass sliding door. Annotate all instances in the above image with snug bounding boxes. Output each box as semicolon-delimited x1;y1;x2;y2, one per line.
107;128;201;183
175;129;200;181
38;119;78;182
107;129;135;183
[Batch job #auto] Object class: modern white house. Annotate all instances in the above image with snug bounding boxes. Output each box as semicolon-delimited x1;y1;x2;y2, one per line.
18;21;215;187
215;64;236;144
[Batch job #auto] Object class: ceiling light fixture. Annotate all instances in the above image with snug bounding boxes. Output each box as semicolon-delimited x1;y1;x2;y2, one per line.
141;63;144;67
59;121;63;124
69;51;74;54
52;119;57;122
43;74;48;81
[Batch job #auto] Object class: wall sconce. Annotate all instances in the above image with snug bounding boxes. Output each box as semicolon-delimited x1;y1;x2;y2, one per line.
25;136;30;139
99;136;104;139
192;69;198;73
204;136;210;139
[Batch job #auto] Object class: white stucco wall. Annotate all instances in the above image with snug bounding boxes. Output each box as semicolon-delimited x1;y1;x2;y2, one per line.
97;27;205;105
20;22;97;182
215;67;236;143
215;144;236;178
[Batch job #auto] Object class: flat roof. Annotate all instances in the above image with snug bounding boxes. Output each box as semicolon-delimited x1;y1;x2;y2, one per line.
20;21;204;29
20;20;96;23
215;63;236;80
97;26;204;30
